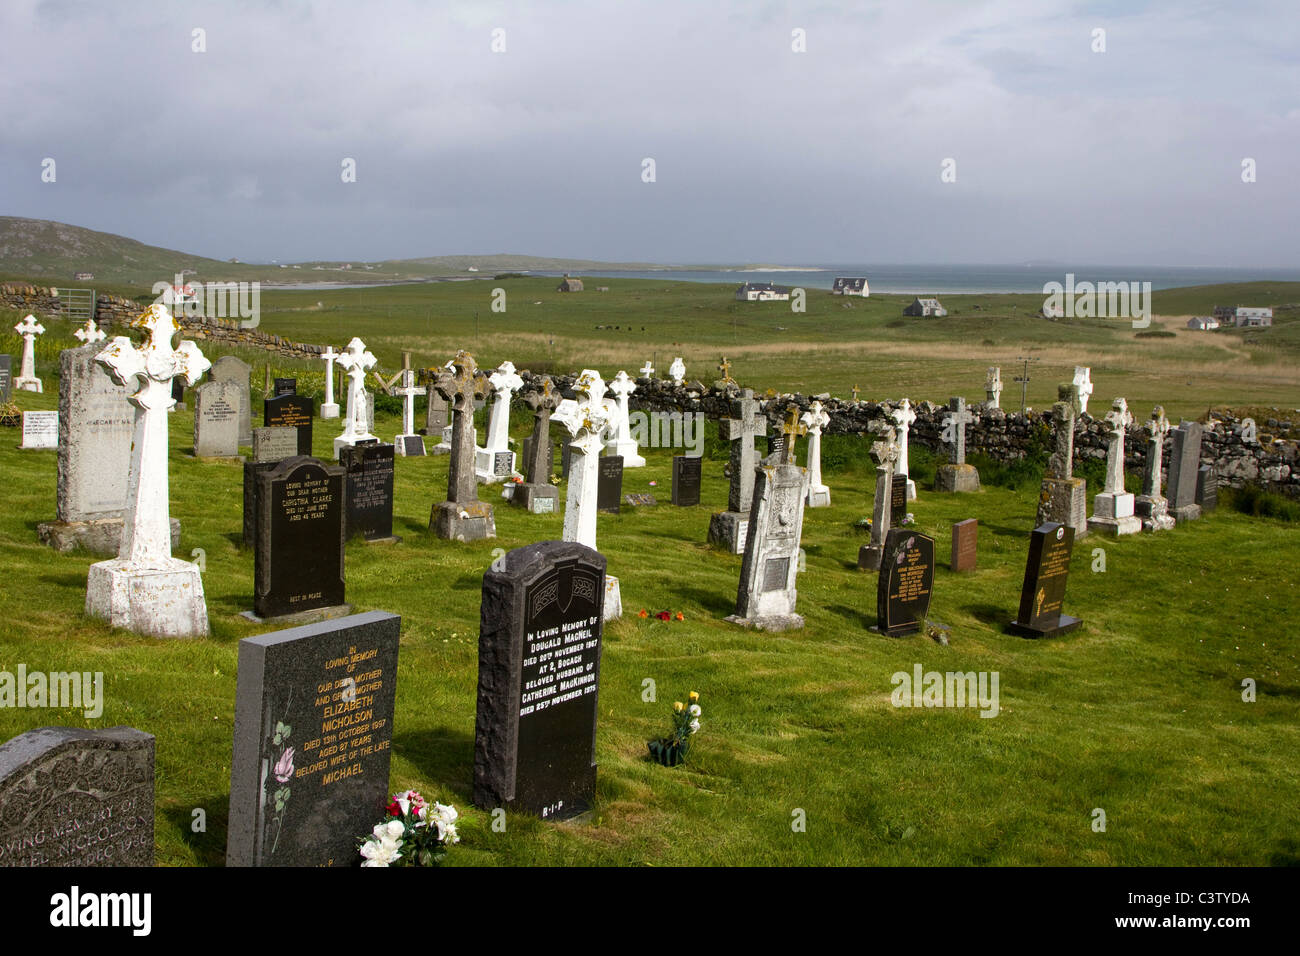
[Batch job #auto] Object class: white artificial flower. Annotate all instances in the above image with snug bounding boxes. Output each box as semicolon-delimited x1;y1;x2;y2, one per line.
360;834;403;867
384;819;405;840
689;719;701;734
443;822;460;845
433;802;458;825
688;704;701;717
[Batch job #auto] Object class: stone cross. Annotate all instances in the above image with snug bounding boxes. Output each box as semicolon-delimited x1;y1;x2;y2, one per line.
669;357;686;385
890;398;917;496
717;357;733;383
777;404;807;466
639;360;654;379
335;336;377;446
865;426;901;558
1072;367;1094;415
603;370;645;467
985;367;1002;409
74;318;106;345
1142;405;1171;497
95;304;210;567
14;314;45;392
800;400;831;502
523;376;562;484
1047;384;1081;479
320;345;339;416
941;396;974;465
553;369;612;550
483;360;523;453
435;351;491;505
394;353;427;438
851;384;860;402
1102;397;1134;495
719;388;766;513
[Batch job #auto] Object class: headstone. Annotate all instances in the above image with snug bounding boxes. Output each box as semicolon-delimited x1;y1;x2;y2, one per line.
227;611;401;866
727;462;808;631
85;305;210;638
13;314;44;393
475;360;523;482
424;389;449;438
20;410;58;449
708;388;765;554
254;455;347;619
985;367;1002;409
1087;397;1141;536
890;398;918;500
264;393;314;457
668;357;686;385
1166;421;1204;523
1135;405;1176;531
171;377;185;410
858;427;900;571
211;355;253;446
193;379;242;458
0;726;154;867
890;473;908;526
333;337;378;456
1196;464;1218;513
340;441;397;543
801;400;831;507
430;351;496;541
672;455;702;506
274;377;297;396
625;493;657;507
1072;367;1094;415
934;396;980;492
951;518;978;572
1009;522;1082;638
875;529;935;637
602;371;645;467
253;425;300;463
561;438;574;479
521;435;554;483
597;456;624;514
765;433;786;464
473;542;604;820
1036;383;1088;538
319;345;340;419
515;377;561;513
0;354;11;402
393;355;426;457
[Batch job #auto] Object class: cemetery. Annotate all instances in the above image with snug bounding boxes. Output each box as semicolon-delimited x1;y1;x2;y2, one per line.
0;278;1297;868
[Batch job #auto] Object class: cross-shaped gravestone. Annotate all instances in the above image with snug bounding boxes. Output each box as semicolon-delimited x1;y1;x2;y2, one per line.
851;384;860;402
1072;367;1094;415
1047;383;1081;479
668;357;686;385
941;396;974;465
985;367;1002;409
639;360;654;379
717;357;733;383
86;304;210;637
320;345;340;418
74;318;106;345
1088;396;1141;535
1142;406;1170;497
800;400;831;506
14;314;45;393
333;337;378;455
603;370;644;467
475;360;523;482
553;369;612;551
523;376;561;484
858;425;900;570
431;352;494;541
1101;397;1133;494
394;352;427;455
777;404;807;466
719;388;766;514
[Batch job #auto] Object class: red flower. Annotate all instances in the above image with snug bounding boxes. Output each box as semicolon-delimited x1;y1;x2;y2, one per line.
675;612;684;621
386;799;401;817
656;611;671;621
638;609;648;618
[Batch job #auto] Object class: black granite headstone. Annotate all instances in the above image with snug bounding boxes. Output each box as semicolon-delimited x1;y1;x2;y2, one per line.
1196;464;1218;513
0;355;11;403
255;455;346;618
561;439;574;479
340;442;396;542
890;474;908;525
875;529;935;637
672;455;702;506
227;611;401;866
597;456;624;514
264;393;315;457
0;726;155;867
171;377;185;408
473;542;605;820
274;377;297;397
399;434;426;458
766;434;787;463
243;459;280;546
1009;522;1082;638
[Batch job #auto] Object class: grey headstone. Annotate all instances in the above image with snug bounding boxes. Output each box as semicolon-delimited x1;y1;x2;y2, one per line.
253;426;300;463
56;345;134;522
728;462;807;631
194;379;242;457
0;355;11;403
211;355;253;446
1166;421;1204;521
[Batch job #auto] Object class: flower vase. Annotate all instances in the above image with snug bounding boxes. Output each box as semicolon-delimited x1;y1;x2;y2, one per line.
648;737;688;767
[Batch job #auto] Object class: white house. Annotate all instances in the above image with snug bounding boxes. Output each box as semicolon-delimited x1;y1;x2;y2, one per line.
832;277;869;296
903;297;946;317
735;282;791;301
1187;316;1220;330
1235;307;1273;328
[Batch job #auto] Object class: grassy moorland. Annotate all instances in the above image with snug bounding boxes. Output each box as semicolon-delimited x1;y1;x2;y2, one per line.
0;280;1297;867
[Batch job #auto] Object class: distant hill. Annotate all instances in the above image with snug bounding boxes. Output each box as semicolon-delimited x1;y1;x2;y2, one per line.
0;216;699;287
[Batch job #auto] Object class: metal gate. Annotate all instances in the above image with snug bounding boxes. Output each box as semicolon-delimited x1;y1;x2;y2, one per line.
55;288;97;324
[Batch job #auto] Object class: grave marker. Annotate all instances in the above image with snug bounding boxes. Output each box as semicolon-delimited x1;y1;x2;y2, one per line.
1166;421;1204;523
1087;397;1140;536
13;314;45;393
1009;522;1082;638
597;456;624;514
516;376;561;513
20;410;57;449
727;461;808;631
1135;405;1176;531
0;354;11;402
875;529;935;637
801;400;831;507
264;393;314;457
193;379;242;458
319;345;340;419
430;351;495;541
708;388;765;554
340;441;397;543
951;518;978;572
672;455;702;506
935;396;980;492
254;455;347;619
210;355;252;446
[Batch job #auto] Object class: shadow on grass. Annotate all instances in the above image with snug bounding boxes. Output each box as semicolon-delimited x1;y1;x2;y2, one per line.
676;586;735;617
967;602;1013;630
163;794;228;867
827;604;874;630
392;725;475;804
39;571;91;590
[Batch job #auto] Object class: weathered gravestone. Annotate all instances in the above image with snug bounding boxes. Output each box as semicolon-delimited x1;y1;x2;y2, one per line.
1036;383;1088;539
210;355;252;446
1087;397;1140;537
727;461;808;631
597;456;624;514
875;529;935;637
1135;405;1175;531
13;314;44;393
1009;522;1082;638
473;542;605;821
193;379;243;458
858;427;900;571
20;410;58;450
672;455;702;506
37;344;179;554
265;393;314;457
951;518;978;572
515;376;561;514
476;361;523;482
934;396;981;492
522;435;554;481
0;355;11;402
625;493;657;507
801;401;831;507
274;377;297;397
430;351;495;541
253;455;347;620
171;377;186;410
1196;464;1218;513
0;726;154;867
227;611;401;866
708;389;765;554
340;441;397;543
1165;421;1204;523
561;437;574;479
243;428;301;547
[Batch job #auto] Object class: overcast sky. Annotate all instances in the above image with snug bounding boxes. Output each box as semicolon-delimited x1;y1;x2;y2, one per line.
2;0;1297;266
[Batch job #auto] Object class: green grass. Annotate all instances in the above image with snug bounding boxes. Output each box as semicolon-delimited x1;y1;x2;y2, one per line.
1;362;1297;867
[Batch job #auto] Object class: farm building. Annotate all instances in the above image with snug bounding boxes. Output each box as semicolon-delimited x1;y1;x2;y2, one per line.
903;297;946;317
557;276;584;292
831;277;869;296
1187;316;1220;330
1214;305;1273;327
73;272;94;281
734;281;791;301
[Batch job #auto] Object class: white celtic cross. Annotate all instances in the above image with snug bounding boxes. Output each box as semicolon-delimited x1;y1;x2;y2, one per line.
74;317;107;345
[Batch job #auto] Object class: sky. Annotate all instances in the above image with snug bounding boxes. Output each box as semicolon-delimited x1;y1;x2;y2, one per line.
1;0;1297;267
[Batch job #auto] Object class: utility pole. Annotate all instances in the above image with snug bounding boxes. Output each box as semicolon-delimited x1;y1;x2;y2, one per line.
1014;354;1040;412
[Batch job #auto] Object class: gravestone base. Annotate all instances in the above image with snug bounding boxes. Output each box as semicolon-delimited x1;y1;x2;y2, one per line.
935;463;981;492
16;377;43;393
1036;477;1088;539
1172;503;1202;524
604;575;622;621
359;535;401;546
85;558;209;638
725;612;805;633
1008;614;1083;639
870;622;921;638
515;483;559;514
905;478;917;501
333;433;377;458
807;486;831;508
39;517;180;556
1135;495;1176;531
239;603;355;627
707;510;748;554
431;500;496;541
190;452;245;463
1087;514;1142;537
396;434;426;457
1088;491;1141;536
605;439;645;468
320;401;340;419
475;448;517;484
431;425;453;455
857;543;885;571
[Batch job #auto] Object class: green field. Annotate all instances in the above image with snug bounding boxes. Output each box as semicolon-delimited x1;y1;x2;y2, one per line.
0;281;1297;867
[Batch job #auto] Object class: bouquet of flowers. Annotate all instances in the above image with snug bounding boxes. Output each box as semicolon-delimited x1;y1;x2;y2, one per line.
648;691;702;767
359;789;460;867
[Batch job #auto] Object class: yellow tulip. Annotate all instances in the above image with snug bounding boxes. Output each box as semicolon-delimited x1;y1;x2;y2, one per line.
673;701;684;712
689;691;699;701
